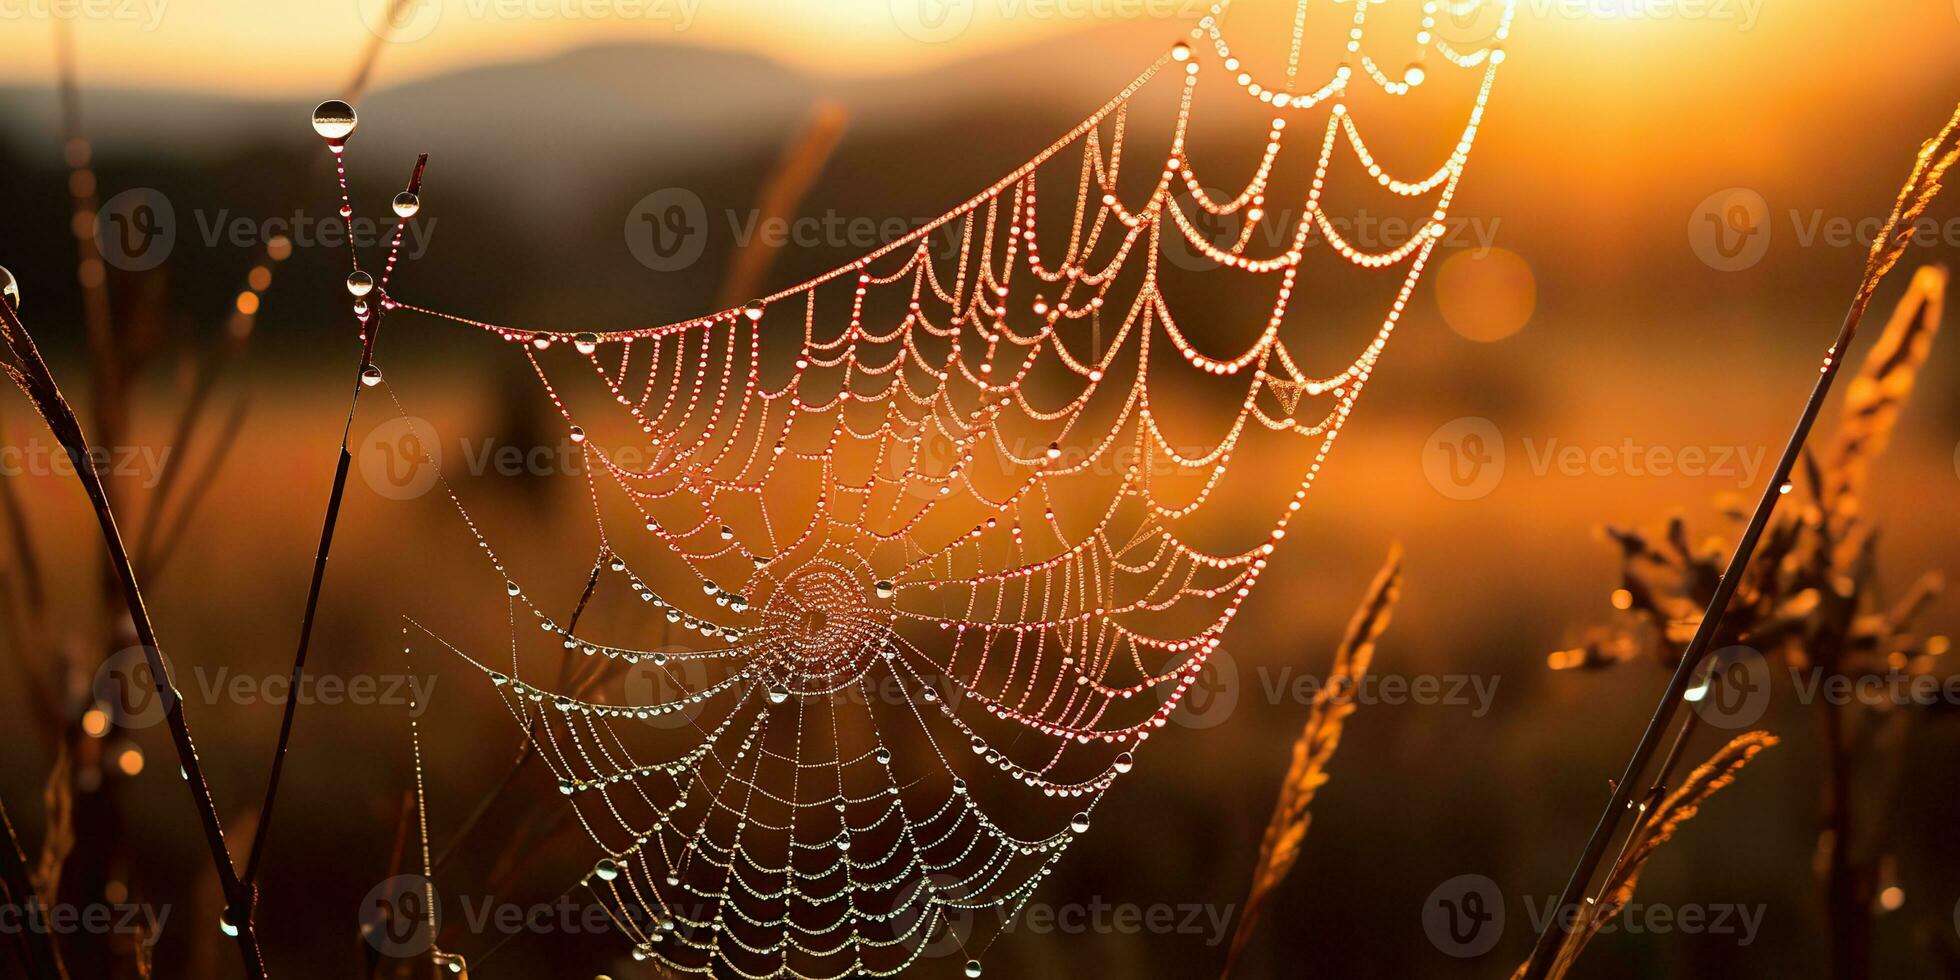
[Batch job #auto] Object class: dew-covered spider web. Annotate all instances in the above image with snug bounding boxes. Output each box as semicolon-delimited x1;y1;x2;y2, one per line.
333;1;1513;975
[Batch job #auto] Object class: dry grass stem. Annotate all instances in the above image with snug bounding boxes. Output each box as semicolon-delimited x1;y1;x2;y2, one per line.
1527;732;1780;979
1220;544;1403;978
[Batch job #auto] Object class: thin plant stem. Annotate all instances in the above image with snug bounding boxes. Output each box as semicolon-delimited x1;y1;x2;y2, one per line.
1525;101;1960;978
1521;298;1864;979
431;552;606;873
0;296;268;978
0;793;68;980
240;154;429;893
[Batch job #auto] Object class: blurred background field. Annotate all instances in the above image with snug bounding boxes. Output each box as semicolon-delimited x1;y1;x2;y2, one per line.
2;1;1960;977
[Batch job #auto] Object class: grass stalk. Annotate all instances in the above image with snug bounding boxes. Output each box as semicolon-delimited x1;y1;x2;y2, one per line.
239;154;429;893
1523;103;1960;980
0;293;266;978
0;793;68;980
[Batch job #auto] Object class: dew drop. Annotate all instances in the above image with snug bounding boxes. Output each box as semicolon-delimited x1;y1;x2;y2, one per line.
594;858;621;882
345;270;373;297
0;266;19;309
218;908;241;937
874;579;895;599
505;581;521;596
569;425;586;444
719;524;734;540
1070;812;1090;833
558;778;576;795
353;298;369;316
874;746;892;765
965;960;983;978
1113;752;1135;773
768;683;789;704
1170;41;1191;62
1403;62;1427;86
742;300;766;322
391;191;421;218
360;365;382;387
311;99;357;141
574;332;600;355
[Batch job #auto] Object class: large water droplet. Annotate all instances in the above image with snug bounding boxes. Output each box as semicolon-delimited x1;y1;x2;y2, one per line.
875;580;895;600
768;683;789;704
0;266;18;309
1403;62;1427;86
594;858;621;882
965;960;983;978
1113;752;1134;774
574;332;600;355
874;746;892;765
311;99;357;140
1070;812;1090;833
218;908;241;938
568;425;586;444
345;270;374;297
360;365;382;387
392;191;421;218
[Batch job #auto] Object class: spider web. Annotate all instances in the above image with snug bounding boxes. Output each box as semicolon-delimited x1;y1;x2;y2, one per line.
355;2;1514;975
